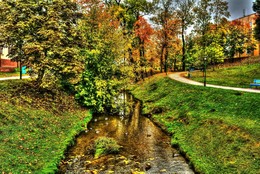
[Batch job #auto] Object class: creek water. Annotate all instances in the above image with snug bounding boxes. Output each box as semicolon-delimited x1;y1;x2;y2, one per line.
58;93;194;174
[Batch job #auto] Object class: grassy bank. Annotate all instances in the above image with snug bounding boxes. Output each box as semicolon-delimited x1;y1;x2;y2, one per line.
0;71;20;78
130;74;260;174
190;63;260;88
0;80;92;173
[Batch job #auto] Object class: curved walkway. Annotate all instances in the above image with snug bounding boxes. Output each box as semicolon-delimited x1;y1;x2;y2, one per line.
168;72;260;94
0;75;30;81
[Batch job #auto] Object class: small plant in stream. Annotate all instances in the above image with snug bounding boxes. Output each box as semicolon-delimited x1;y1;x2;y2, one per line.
94;137;121;158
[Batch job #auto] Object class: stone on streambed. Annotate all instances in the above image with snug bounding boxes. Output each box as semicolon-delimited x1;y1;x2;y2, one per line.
145;162;152;171
160;169;167;173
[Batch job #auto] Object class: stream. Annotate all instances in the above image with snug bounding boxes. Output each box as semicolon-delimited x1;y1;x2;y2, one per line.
58;93;194;174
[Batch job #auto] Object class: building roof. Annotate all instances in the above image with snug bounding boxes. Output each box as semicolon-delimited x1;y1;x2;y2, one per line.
233;13;257;21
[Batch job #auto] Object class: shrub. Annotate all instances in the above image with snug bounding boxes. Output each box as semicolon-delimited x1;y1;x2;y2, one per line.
94;137;121;158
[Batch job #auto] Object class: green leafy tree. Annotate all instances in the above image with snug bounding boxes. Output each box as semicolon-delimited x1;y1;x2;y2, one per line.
176;0;196;71
223;21;254;61
194;0;212;37
0;1;32;79
253;0;260;40
0;0;83;88
75;0;126;113
193;0;229;45
189;34;224;69
211;0;230;26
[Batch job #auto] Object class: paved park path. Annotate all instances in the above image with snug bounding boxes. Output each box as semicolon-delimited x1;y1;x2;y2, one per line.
1;73;260;94
168;72;260;94
0;75;30;81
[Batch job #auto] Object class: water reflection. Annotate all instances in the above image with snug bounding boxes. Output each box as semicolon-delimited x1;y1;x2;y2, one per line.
58;93;194;174
115;92;134;116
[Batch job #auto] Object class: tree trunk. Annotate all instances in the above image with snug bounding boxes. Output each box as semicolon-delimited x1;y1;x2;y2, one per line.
164;47;168;74
36;69;45;85
181;27;186;71
20;61;22;80
160;46;164;73
174;58;177;71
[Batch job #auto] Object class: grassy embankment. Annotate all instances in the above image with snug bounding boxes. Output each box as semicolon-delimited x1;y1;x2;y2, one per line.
130;74;260;174
0;80;92;173
0;71;20;78
190;63;260;88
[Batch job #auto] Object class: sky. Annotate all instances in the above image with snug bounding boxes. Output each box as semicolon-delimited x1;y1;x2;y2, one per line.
227;0;255;20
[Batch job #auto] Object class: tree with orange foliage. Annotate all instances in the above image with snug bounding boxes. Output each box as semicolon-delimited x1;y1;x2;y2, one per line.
134;16;153;72
104;0;154;81
152;0;181;73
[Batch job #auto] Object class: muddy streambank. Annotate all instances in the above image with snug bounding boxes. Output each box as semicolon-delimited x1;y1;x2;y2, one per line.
58;93;194;174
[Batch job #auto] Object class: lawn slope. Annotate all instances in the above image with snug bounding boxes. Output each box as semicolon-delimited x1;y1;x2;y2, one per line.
131;74;260;174
191;63;260;88
0;80;91;173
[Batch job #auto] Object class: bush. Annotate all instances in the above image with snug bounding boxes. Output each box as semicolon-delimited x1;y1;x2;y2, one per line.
94;137;121;158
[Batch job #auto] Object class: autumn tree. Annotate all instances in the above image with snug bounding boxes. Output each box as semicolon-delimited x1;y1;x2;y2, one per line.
134;16;153;73
105;0;154;80
152;0;177;73
193;0;229;45
167;34;182;71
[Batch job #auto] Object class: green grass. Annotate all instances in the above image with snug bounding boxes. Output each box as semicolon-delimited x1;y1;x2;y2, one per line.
0;80;92;173
130;75;260;174
94;137;121;159
0;71;20;78
190;63;260;88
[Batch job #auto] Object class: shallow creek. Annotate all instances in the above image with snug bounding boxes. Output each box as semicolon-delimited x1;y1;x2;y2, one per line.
58;93;194;174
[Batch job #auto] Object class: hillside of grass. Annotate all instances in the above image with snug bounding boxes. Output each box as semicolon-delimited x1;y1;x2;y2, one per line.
0;80;92;173
130;74;260;174
191;63;260;88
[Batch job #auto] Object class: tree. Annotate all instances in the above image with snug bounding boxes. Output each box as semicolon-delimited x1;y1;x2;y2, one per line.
194;0;229;45
152;0;177;73
223;20;255;61
253;0;260;40
176;0;196;71
211;0;230;26
134;16;153;77
0;1;33;79
0;0;83;88
189;30;225;70
105;0;154;81
194;0;212;37
75;0;127;113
